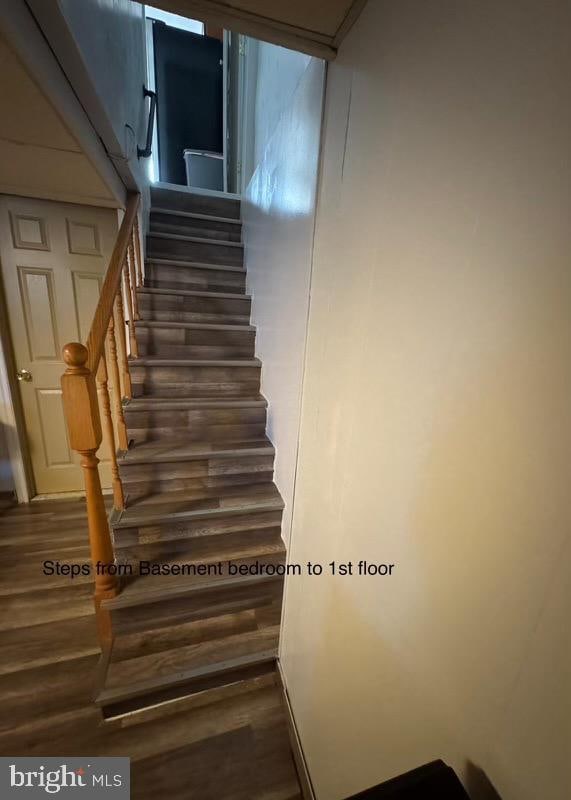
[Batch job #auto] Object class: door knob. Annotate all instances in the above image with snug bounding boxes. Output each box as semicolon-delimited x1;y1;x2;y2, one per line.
16;369;32;382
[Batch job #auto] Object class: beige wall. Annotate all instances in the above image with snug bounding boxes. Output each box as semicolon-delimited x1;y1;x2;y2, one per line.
243;55;325;543
280;2;571;799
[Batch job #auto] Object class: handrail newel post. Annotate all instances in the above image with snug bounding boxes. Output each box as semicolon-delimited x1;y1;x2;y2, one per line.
60;193;139;644
61;343;119;638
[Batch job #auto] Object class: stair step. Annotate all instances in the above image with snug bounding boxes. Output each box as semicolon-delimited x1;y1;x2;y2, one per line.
145;257;245;273
97;646;277;720
135;320;254;332
144;266;246;294
124;395;266;409
150;187;241;220
135;320;256;359
112;484;284;530
118;439;275;500
152;207;242;226
119;438;274;465
130;359;261;399
106;541;285;610
130;358;261;367
144;259;247;296
95;670;276;727
123;396;267;444
98;530;282;652
148;231;244;249
114;510;282;550
147;233;243;268
150;212;242;243
139;286;249;301
138;286;251;323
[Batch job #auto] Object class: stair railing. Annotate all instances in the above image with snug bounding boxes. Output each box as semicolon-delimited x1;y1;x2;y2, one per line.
61;192;142;638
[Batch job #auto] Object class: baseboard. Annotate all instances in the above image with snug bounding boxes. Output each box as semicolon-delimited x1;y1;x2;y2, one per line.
277;659;316;800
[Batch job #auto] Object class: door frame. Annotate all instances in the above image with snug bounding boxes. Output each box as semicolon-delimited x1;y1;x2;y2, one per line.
0;264;34;502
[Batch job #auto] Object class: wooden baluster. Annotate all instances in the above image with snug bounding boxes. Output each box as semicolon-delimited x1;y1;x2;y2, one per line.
106;314;129;451
123;258;139;358
115;289;132;399
96;347;125;512
127;239;140;320
133;216;143;287
61;343;118;642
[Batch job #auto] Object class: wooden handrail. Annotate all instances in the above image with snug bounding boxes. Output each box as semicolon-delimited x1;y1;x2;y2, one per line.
86;193;140;373
61;192;141;638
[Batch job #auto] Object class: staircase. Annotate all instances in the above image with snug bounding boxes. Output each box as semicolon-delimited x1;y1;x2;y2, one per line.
95;187;285;720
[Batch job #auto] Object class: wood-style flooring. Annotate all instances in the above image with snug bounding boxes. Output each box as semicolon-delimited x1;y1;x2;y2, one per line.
0;497;302;800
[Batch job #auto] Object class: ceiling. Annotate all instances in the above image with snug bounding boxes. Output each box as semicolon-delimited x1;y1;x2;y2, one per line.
0;34;118;207
139;0;367;58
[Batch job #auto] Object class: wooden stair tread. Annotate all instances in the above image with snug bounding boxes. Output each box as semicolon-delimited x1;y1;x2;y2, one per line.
130;357;261;367
124;395;267;410
134;319;254;332
113;483;284;528
151;207;242;226
102;568;284;611
139;286;250;301
97;639;278;707
145;257;245;273
120;437;274;465
149;231;243;248
107;531;285;610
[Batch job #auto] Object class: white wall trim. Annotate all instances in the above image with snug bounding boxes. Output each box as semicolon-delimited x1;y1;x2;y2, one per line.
0;270;32;503
131;0;337;60
277;660;316;800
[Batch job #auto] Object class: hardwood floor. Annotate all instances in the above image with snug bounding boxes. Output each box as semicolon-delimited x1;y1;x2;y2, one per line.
0;496;302;799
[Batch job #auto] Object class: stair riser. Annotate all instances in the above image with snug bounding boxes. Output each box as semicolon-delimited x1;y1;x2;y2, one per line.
121;454;274;496
140;310;250;325
150;213;242;242
151;188;240;219
139;292;250;318
125;403;265;430
115;511;283;548
131;365;260;399
132;383;261;399
139;341;257;360
121;454;274;483
136;326;255;359
110;573;284;635
137;328;255;345
145;263;246;294
138;343;256;359
147;235;243;267
128;423;267;445
124;470;274;501
100;662;276;721
116;526;283;563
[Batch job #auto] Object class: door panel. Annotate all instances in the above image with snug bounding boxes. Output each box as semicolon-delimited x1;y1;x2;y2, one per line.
0;196;118;495
153;23;223;185
19;267;60;360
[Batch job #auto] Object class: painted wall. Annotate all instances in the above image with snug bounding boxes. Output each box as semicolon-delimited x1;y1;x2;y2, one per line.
252;43;312;172
242;53;325;543
281;2;571;799
28;0;149;198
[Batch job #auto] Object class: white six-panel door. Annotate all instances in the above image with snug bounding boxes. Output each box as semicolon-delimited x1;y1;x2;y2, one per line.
0;196;118;495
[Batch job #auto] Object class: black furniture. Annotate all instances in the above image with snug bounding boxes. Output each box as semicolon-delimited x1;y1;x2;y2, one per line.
346;760;470;799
